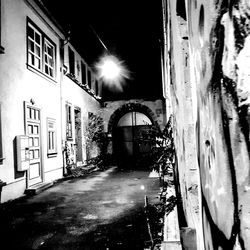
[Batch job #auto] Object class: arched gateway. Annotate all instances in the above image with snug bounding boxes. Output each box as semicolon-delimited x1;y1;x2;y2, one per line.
108;103;160;168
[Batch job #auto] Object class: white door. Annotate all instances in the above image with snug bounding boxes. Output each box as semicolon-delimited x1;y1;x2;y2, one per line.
25;103;42;186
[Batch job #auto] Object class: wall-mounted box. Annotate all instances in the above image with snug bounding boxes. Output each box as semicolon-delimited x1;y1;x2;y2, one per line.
16;135;30;171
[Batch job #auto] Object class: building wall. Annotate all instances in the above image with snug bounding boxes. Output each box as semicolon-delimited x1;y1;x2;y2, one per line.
0;0;65;202
164;0;250;249
61;72;101;164
189;1;250;249
0;0;102;202
164;0;201;243
100;99;166;157
102;99;166;132
62;42;102;164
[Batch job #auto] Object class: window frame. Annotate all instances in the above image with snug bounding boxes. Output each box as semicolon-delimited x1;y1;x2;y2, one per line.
81;61;87;85
66;103;73;140
95;79;99;96
47;118;57;157
27;18;57;80
27;22;42;71
68;46;75;76
87;69;92;88
44;38;56;78
0;0;5;54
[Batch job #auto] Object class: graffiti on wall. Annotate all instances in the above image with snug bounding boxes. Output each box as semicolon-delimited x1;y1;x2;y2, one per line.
194;1;250;249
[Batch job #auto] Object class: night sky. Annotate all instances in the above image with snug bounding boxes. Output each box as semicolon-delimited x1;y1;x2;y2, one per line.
40;0;163;101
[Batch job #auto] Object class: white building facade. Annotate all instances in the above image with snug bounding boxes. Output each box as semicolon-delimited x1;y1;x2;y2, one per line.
0;0;102;203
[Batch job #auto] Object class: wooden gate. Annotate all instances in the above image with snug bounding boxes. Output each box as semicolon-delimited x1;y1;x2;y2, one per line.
113;112;152;168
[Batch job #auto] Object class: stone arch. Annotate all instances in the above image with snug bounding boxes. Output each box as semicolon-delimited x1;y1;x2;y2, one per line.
108;102;160;134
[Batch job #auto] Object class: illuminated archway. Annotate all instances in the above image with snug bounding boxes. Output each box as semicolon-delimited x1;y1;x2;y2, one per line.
108;103;160;168
108;103;160;134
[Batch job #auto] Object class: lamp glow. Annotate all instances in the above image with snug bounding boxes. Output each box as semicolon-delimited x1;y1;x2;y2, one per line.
100;57;121;80
95;54;130;91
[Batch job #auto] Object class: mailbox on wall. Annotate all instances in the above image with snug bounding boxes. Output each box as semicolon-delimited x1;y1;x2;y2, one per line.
16;135;30;171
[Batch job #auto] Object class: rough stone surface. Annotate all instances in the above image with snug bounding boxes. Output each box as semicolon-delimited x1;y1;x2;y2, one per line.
163;0;250;249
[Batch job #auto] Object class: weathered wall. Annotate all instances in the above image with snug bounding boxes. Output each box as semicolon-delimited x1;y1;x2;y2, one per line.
164;0;201;245
165;0;250;249
102;99;166;132
101;99;166;155
190;1;250;249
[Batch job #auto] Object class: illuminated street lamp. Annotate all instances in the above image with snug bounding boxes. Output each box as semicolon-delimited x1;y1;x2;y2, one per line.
96;55;127;81
95;54;130;90
98;55;121;81
90;25;129;89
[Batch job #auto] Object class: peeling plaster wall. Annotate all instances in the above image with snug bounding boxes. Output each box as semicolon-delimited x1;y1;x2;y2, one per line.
167;0;200;237
166;0;250;249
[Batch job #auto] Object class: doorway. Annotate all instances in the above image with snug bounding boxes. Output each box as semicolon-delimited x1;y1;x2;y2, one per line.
74;107;83;164
25;103;42;187
113;112;152;168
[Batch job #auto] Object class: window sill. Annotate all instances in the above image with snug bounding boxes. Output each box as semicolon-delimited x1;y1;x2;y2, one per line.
27;64;57;84
65;73;100;101
0;45;5;54
47;152;58;158
66;73;85;89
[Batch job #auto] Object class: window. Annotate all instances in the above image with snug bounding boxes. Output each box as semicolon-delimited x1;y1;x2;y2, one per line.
47;118;57;156
0;0;5;54
81;61;86;84
27;23;42;70
27;19;56;79
0;103;3;164
95;79;99;96
176;0;186;20
68;47;75;76
44;39;55;77
66;103;73;140
87;69;92;88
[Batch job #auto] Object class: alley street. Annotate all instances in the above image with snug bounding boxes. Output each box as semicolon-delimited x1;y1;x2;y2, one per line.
0;167;161;250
